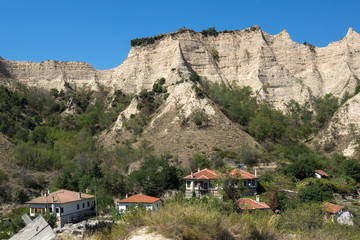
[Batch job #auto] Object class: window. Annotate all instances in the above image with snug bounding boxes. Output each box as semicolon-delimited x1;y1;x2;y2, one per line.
56;208;59;213
203;182;208;188
251;180;255;186
243;180;247;186
77;204;79;209
83;203;85;208
187;181;191;187
87;201;90;207
49;207;52;213
61;207;64;213
31;208;35;213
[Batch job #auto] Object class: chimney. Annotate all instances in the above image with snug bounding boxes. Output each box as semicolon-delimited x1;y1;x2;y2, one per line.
191;172;194;179
41;191;43;196
255;169;257;177
198;168;200;172
52;196;54;203
79;192;82;199
256;195;260;203
47;189;50;195
125;194;128;198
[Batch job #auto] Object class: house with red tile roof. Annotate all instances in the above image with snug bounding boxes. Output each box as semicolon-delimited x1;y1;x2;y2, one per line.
26;189;95;227
321;202;354;225
229;168;258;190
118;194;161;211
183;168;258;199
315;170;329;179
235;196;270;211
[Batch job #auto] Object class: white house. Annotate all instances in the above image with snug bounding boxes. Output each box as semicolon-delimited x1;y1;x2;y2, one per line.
26;189;95;227
118;194;161;212
184;168;258;199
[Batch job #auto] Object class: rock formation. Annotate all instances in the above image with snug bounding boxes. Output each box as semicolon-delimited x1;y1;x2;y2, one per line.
1;26;360;158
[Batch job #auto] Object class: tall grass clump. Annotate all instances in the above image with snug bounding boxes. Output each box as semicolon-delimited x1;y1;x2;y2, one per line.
144;201;232;240
224;211;278;240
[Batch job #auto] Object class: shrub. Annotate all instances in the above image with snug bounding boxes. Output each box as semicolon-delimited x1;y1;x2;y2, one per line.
189;72;201;83
190;109;209;127
201;27;219;37
276;202;324;232
189;153;211;170
298;180;333;202
145;202;231;239
130;34;165;47
211;48;219;59
282;159;314;180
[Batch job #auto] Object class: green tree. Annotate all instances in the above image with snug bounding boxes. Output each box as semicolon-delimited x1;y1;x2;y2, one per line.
190;153;211;170
282;159;314;180
298;180;333;202
343;159;360;182
248;105;287;142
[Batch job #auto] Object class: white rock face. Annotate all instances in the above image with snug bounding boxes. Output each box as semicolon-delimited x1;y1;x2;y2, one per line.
2;26;360;157
1;26;359;110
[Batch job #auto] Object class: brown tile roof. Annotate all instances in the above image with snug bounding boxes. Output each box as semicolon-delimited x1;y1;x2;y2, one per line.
229;169;258;179
183;168;218;180
315;170;329;177
118;194;160;204
322;203;343;214
26;189;94;205
236;198;270;210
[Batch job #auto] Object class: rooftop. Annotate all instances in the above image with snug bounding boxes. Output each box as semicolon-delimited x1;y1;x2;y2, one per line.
315;170;329;177
183;168;218;180
236;198;270;210
26;189;94;205
322;202;343;214
118;194;160;204
229;169;258;179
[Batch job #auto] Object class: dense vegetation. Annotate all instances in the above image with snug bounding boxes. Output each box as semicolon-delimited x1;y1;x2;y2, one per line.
130;34;165;47
1;74;360;239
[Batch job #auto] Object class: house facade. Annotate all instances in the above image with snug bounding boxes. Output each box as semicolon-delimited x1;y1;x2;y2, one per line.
184;168;258;199
26;189;95;227
229;168;258;191
118;194;161;212
184;168;220;199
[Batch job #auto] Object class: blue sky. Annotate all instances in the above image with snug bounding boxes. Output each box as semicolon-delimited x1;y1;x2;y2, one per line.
0;0;359;70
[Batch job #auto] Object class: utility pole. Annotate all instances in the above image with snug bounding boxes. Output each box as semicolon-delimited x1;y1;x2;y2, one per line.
95;181;98;220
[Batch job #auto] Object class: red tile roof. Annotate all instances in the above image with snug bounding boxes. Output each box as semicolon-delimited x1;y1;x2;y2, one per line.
322;203;343;214
118;194;160;204
315;170;329;177
27;189;94;204
236;198;270;210
229;169;258;179
183;168;218;180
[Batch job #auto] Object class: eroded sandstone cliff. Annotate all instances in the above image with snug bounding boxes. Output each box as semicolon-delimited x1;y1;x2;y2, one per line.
1;26;360;158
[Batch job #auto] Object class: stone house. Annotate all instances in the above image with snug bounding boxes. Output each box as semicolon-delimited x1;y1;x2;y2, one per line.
26;189;95;227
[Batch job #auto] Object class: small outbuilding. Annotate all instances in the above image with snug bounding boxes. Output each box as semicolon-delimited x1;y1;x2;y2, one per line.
322;202;354;225
235;196;270;211
314;170;329;179
118;194;161;212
